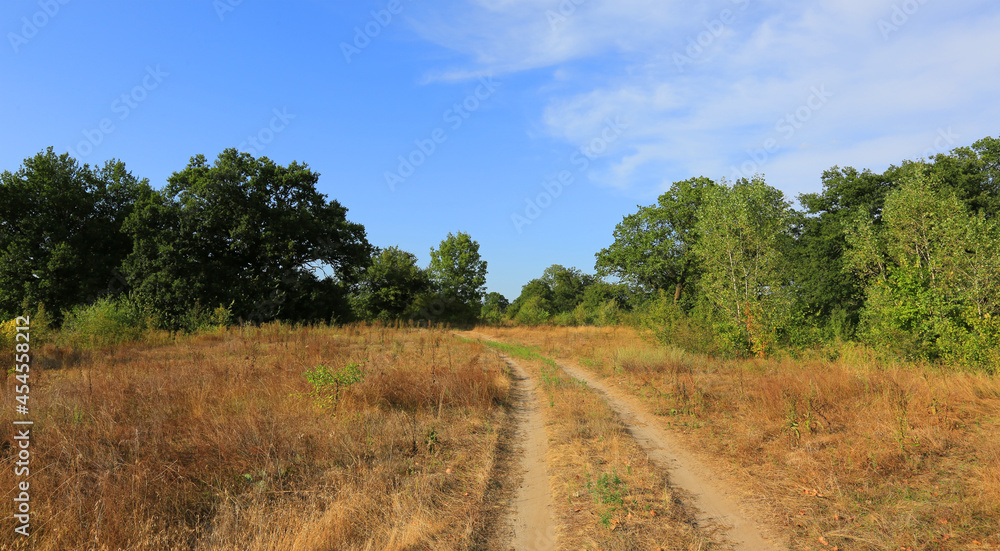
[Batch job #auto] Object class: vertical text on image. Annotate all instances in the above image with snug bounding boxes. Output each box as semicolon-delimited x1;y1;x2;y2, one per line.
12;316;33;537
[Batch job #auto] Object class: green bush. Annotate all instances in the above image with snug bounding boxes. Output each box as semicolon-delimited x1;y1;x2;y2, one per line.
59;297;149;349
511;295;551;326
642;291;719;355
304;362;365;407
178;301;233;333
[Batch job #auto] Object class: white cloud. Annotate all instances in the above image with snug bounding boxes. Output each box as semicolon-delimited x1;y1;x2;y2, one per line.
409;0;1000;196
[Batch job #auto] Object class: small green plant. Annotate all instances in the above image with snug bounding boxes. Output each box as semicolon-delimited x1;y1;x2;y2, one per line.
304;362;365;408
586;470;627;528
425;427;439;454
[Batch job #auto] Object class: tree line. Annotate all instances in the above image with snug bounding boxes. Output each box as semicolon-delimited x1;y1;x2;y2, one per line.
508;136;998;366
1;148;487;330
3;136;999;367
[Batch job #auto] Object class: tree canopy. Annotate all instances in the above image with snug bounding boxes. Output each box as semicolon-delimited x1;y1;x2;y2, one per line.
123;149;371;327
0;148;149;320
595;177;714;303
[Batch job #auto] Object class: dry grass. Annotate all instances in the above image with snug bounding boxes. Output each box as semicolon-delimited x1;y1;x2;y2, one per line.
0;323;511;550
479;325;1000;550
475;337;725;550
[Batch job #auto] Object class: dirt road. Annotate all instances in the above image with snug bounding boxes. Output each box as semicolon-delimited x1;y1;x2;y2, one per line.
552;358;783;550
471;332;783;550
498;353;557;550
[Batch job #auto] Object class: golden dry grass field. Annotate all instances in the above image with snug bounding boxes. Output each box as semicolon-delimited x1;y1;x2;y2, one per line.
0;323;512;551
3;322;999;550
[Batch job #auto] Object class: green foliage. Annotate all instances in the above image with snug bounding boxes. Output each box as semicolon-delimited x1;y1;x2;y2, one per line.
846;173;1000;365
642;291;718;354
123;149;371;329
427;232;488;324
507;265;603;325
59;297;151;349
540;265;596;313
479;292;509;325
512;295;551;326
586;470;627;528
352;246;430;322
0;148;150;322
694;177;794;356
596;177;715;302
304;362;366;408
0;319;16;353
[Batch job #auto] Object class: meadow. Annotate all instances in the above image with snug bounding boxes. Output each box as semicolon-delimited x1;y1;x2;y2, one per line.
2;321;999;550
0;323;511;551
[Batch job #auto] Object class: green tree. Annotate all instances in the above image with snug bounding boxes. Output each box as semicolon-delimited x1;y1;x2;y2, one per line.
0;148;149;320
480;292;509;325
426;232;488;324
123;149;371;327
694;177;794;355
596;177;714;304
793;166;896;326
512;294;551;325
792;137;1000;330
541;265;595;314
845;173;1000;364
351;246;430;322
506;278;554;323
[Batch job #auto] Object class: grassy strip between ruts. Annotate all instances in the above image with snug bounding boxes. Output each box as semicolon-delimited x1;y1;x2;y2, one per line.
470;335;729;551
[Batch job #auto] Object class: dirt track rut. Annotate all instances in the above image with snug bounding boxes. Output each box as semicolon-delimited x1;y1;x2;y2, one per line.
499;353;557;550
473;332;783;551
552;358;782;550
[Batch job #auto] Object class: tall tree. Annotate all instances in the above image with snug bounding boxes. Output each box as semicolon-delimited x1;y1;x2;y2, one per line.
426;231;488;324
694;177;794;355
0;148;149;320
351;246;430;322
123;149;371;327
845;173;1000;363
540;265;595;314
793;137;1000;326
792;166;896;325
595;177;714;304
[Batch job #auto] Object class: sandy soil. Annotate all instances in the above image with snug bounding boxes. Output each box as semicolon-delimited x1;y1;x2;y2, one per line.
498;353;558;550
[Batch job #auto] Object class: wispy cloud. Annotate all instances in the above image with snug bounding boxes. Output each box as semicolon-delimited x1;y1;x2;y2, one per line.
408;0;1000;197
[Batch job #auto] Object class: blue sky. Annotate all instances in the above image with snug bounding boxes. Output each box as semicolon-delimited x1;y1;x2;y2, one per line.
3;0;998;300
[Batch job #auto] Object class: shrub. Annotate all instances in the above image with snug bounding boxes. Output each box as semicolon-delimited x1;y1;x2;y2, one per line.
304;362;366;408
59;297;149;349
511;295;551;326
0;318;15;353
642;291;719;355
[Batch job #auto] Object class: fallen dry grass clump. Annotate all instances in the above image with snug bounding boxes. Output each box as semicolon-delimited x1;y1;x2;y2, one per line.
0;322;511;551
481;325;1000;550
476;337;725;550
